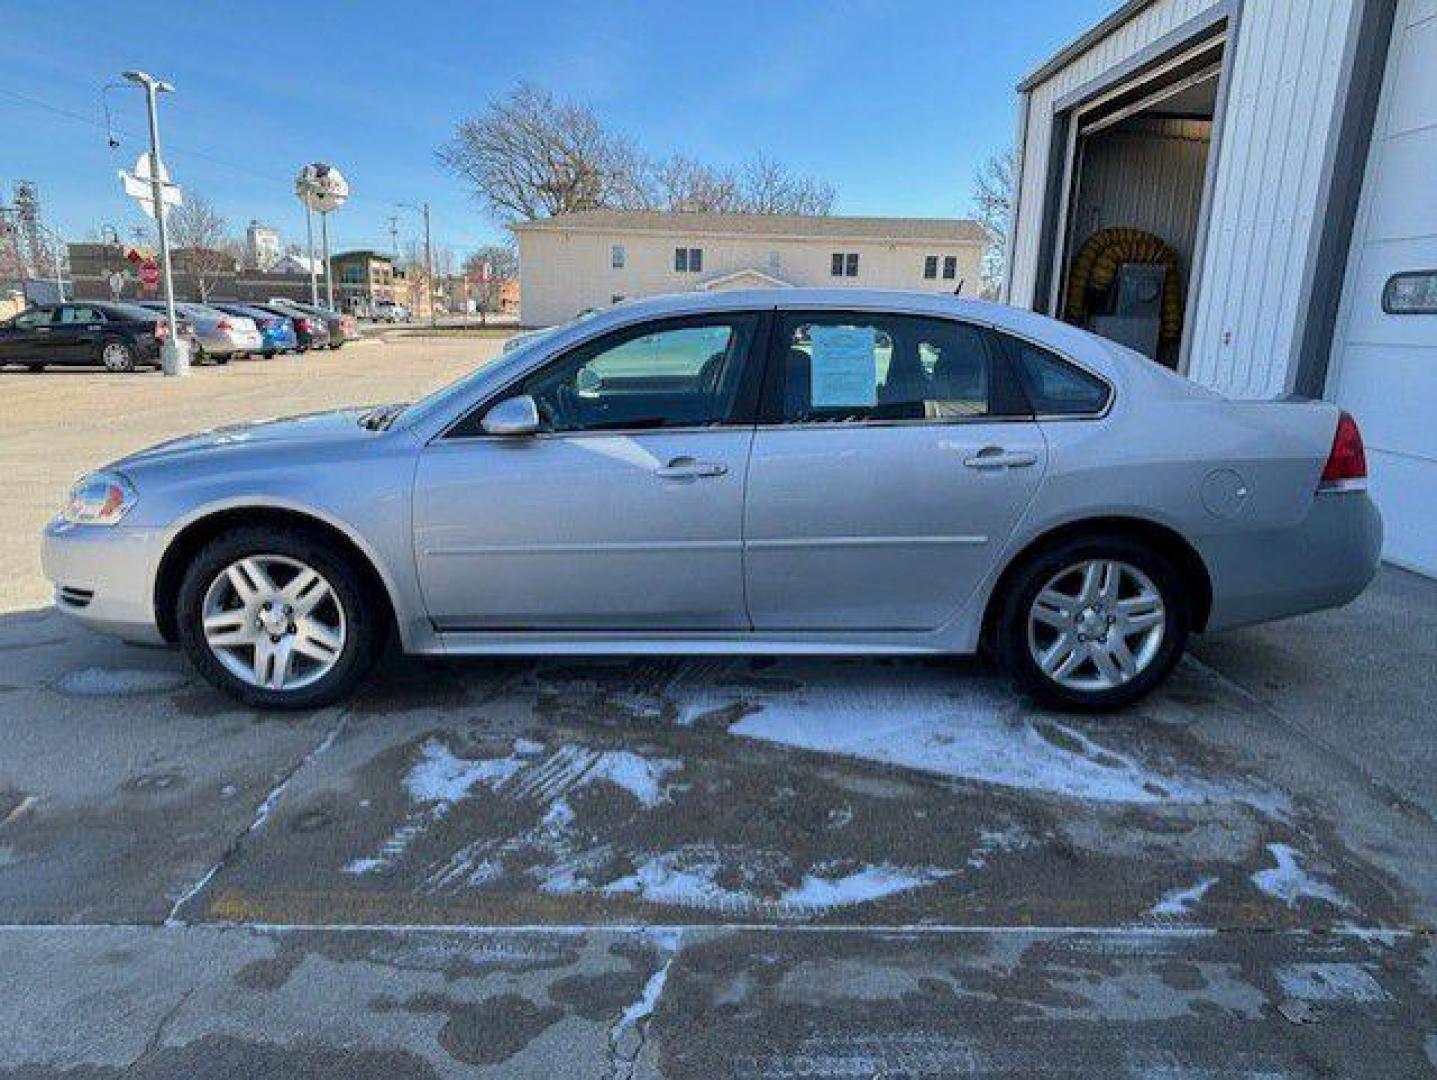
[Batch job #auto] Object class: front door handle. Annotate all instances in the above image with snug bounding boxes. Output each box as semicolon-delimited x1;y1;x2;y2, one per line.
654;456;729;480
964;447;1039;471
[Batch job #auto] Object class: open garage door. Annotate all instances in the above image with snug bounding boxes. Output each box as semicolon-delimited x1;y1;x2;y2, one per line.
1042;30;1228;370
1329;0;1437;577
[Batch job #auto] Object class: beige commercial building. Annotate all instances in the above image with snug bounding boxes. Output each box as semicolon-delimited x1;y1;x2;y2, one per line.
512;210;985;327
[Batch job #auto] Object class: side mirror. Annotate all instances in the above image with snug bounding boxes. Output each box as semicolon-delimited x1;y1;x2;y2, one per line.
481;394;541;436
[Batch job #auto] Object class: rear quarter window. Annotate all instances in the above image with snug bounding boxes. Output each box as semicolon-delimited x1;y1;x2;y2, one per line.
1004;336;1112;416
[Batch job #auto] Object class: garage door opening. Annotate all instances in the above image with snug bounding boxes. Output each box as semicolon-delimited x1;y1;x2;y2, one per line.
1047;34;1227;370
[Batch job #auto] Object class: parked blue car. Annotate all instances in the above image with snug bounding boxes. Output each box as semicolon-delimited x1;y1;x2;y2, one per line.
211;302;298;358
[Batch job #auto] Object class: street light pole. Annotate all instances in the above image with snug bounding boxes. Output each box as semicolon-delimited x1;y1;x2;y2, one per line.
304;203;319;306
122;69;187;377
321;211;335;310
422;202;435;328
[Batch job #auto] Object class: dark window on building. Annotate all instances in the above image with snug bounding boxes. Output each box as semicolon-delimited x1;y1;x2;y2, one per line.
612;245;626;269
942;256;958;280
674;247;702;274
923;255;938;280
831;253;845;277
845;253;859;277
675;247;688;273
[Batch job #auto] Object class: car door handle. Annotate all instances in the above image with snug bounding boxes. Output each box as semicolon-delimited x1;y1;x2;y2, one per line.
964;447;1039;470
654;456;728;480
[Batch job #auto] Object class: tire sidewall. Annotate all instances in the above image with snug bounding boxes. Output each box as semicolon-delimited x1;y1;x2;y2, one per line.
100;337;134;373
996;535;1189;713
176;527;383;710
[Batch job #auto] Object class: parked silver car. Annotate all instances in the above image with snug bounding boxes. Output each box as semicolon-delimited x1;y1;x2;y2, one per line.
137;301;262;362
42;290;1381;711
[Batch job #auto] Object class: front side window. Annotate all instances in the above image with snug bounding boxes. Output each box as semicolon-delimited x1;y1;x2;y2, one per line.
1003;336;1111;416
58;306;103;324
775;312;998;424
512;316;758;434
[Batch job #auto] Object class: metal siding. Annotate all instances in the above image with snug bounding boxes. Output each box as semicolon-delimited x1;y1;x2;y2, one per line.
1328;0;1437;575
1010;0;1222;305
1070;118;1214;280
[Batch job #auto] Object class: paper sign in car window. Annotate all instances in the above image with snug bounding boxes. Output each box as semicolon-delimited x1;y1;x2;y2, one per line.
809;325;877;407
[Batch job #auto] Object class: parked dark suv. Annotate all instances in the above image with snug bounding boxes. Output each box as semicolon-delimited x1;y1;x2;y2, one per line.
0;301;194;372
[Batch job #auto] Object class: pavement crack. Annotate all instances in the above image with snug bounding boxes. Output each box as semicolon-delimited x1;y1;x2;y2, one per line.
606;929;681;1080
163;712;349;927
121;986;193;1077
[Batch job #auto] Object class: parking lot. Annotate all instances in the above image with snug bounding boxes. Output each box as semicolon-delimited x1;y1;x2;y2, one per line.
2;336;1436;1077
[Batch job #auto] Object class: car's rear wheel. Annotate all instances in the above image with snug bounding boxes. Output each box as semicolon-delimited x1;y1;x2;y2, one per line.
176;527;386;709
100;338;135;373
994;535;1188;712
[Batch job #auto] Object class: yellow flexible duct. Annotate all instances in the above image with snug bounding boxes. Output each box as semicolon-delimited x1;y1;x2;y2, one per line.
1064;227;1184;343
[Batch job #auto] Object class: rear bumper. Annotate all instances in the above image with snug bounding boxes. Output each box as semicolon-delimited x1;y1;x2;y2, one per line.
1200;491;1383;632
41;519;165;644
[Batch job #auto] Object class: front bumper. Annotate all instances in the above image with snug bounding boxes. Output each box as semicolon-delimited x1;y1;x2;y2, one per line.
41;519;166;644
1200;491;1383;632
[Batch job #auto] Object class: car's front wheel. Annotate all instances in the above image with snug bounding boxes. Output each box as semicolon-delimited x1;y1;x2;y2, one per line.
994;535;1188;712
176;527;386;709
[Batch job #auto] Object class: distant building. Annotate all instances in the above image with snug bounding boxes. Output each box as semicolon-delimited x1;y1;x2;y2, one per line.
269;252;325;278
511;210;986;327
329;250;398;314
245;221;281;270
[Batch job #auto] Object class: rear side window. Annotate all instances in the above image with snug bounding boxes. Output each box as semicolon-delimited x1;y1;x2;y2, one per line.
1004;337;1111;416
773;312;1001;424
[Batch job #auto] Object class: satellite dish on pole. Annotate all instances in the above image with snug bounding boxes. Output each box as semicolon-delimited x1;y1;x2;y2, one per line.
118;153;182;219
294;163;349;212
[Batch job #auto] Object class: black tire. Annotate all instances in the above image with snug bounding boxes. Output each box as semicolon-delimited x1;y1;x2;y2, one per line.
214;355;230;365
176;526;388;710
993;534;1189;713
26;364;44;372
99;336;136;373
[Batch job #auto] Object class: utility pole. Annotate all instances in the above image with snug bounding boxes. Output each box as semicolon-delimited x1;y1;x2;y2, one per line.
386;216;400;260
422;202;435;328
122;70;187;376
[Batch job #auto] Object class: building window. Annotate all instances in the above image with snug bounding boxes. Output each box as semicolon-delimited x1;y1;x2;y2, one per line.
1383;270;1437;314
831;252;859;278
611;244;626;269
675;247;703;273
923;255;938;280
942;255;958;281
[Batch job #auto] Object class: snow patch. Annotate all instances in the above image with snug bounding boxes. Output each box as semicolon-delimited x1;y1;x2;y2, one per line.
56;667;188;697
1149;877;1218;917
404;737;541;805
1251;844;1351;911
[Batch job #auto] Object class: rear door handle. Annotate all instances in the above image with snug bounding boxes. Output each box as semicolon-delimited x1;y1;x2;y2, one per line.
964;447;1039;471
655;456;729;480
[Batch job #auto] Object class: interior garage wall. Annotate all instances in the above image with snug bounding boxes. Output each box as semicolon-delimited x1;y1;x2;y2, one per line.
1070;118;1213;286
1008;0;1221;308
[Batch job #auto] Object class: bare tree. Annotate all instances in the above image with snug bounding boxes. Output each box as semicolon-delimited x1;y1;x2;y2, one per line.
168;193;234;301
439;83;839;221
436;83;649;221
463;243;519;323
738;154;836;216
972;149;1016;300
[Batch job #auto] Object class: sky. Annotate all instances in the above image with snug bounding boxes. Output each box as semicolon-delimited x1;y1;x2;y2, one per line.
0;0;1116;263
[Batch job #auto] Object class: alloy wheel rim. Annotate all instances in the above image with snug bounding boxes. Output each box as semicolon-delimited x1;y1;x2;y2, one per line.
1026;558;1166;692
201;555;347;692
102;342;130;370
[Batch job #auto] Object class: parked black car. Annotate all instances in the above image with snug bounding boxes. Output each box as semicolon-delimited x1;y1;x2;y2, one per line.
247;302;331;351
0;301;194;372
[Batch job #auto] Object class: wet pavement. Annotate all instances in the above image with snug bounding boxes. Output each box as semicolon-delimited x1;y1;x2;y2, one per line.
2;595;1436;1077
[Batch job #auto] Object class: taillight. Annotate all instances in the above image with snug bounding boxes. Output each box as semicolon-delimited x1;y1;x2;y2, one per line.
154;319;168;341
1320;411;1367;491
216;318;232;331
295;318;311;332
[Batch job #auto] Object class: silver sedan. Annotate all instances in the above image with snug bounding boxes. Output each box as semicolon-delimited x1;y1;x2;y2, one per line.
42;289;1381;711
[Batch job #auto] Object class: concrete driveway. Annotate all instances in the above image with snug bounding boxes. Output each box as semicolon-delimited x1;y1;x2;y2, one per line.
1;341;1434;1077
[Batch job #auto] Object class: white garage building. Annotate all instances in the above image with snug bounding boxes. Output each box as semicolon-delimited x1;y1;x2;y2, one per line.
1006;0;1436;575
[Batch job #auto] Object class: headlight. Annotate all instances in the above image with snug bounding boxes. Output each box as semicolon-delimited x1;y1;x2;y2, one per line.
62;472;137;526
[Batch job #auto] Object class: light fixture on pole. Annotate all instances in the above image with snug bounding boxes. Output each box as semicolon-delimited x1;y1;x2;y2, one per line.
119;69;188;377
295;163;348;310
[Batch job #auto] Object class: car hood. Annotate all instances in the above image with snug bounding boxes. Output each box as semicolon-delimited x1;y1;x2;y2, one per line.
116;407;376;468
